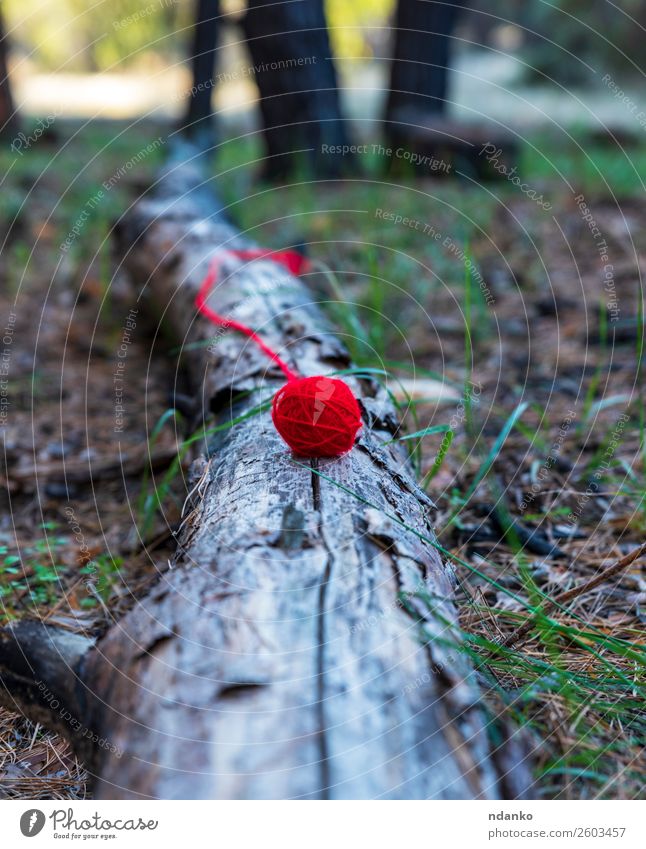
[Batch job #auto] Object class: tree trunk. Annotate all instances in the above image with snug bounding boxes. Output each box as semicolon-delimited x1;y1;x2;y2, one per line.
383;1;520;179
385;0;466;125
182;0;220;146
0;141;530;800
242;0;350;179
0;6;18;138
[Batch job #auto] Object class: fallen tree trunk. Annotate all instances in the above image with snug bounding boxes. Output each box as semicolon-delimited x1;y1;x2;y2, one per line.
0;143;529;799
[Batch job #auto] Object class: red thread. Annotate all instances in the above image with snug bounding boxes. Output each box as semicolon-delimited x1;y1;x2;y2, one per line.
195;248;362;457
195;248;303;382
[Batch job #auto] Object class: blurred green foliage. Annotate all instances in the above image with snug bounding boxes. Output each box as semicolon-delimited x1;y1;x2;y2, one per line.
4;0;643;85
325;0;393;60
5;0;192;71
5;0;395;72
484;0;646;84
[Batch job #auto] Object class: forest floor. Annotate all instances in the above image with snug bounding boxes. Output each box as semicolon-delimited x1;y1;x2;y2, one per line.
0;118;644;799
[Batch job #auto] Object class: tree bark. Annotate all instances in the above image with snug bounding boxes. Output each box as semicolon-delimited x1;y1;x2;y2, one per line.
242;0;350;179
0;141;530;800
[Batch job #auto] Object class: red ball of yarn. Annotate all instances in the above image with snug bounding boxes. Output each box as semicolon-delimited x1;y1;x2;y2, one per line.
271;376;362;457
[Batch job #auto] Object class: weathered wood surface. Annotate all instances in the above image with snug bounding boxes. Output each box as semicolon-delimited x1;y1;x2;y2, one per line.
0;146;529;799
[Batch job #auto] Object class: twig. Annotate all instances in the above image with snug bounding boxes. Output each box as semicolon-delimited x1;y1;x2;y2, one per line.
498;542;646;649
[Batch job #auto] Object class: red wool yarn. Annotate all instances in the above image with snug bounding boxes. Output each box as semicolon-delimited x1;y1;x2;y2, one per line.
195;248;362;457
272;375;361;457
